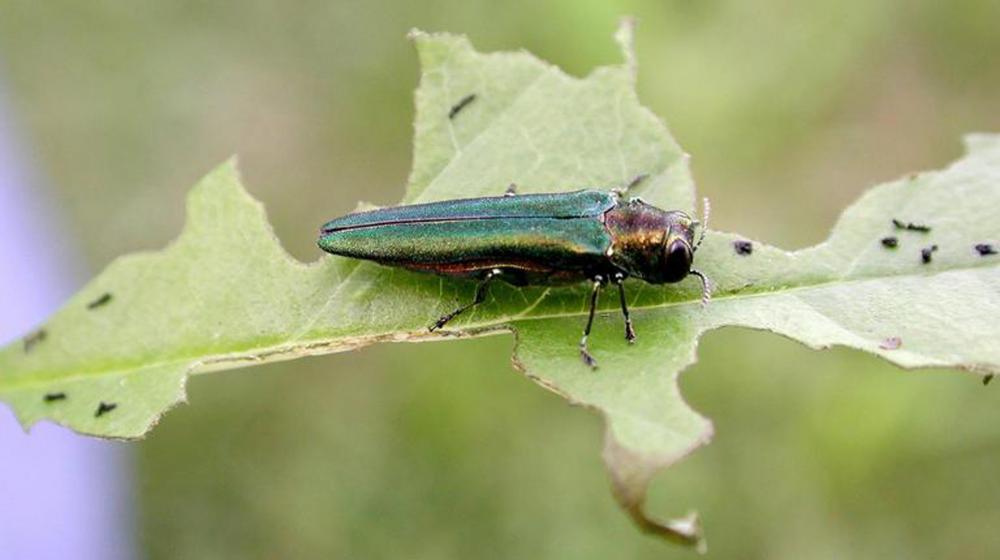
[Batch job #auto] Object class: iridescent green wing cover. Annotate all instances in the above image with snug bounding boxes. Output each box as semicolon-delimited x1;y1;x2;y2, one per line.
318;190;617;278
321;189;615;230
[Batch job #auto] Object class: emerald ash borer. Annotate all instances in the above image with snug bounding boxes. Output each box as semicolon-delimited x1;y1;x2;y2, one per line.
318;185;710;367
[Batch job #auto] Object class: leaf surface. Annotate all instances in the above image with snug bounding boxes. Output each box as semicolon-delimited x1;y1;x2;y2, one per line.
2;22;998;547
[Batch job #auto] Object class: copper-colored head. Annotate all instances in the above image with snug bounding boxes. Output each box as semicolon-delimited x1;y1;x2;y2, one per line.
604;199;697;284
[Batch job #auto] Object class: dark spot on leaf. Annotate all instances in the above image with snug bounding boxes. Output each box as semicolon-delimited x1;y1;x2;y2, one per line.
879;336;902;350
892;218;931;233
975;243;997;256
87;292;113;309
448;93;477;119
733;240;753;256
880;236;898;249
23;329;47;353
43;392;67;403
95;402;118;417
921;245;938;264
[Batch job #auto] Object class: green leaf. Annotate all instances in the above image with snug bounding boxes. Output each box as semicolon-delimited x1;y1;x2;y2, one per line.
2;21;998;549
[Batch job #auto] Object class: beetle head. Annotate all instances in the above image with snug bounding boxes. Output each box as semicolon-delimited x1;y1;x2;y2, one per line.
605;200;697;284
660;213;696;283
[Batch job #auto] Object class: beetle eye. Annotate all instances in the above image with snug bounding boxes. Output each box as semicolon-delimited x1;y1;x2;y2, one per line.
662;240;692;283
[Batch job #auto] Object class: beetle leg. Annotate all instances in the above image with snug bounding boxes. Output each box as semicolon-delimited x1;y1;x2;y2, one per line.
429;269;500;332
614;274;636;344
505;183;518;196
579;276;603;369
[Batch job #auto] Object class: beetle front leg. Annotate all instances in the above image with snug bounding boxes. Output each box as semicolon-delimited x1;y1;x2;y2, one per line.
504;183;518;196
579;276;603;369
614;273;636;344
429;269;500;332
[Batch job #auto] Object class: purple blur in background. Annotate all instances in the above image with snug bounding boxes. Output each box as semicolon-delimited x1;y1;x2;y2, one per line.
0;80;134;559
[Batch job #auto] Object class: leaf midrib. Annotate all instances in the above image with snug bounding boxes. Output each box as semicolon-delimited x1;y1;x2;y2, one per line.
3;256;994;391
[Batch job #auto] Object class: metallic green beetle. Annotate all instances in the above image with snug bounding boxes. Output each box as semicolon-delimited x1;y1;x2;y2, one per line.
318;184;709;367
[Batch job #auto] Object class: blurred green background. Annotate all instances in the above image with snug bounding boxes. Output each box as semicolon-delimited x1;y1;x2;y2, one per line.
2;1;999;558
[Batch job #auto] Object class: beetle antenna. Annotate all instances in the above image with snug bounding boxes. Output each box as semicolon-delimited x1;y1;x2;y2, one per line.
689;269;712;307
612;173;649;199
694;197;710;252
624;173;648;193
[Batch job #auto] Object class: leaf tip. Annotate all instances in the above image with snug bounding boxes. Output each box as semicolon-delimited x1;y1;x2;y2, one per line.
181;156;276;244
614;16;638;80
189;156;246;200
408;28;473;68
602;422;712;550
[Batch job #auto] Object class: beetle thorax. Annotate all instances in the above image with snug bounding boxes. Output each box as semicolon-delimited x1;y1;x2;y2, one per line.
603;200;695;283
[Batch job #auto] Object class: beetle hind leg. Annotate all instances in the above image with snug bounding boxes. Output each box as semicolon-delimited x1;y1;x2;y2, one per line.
429;269;500;332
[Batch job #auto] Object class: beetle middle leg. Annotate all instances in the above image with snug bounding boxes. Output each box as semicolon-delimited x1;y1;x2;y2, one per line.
429;269;500;331
505;183;518;196
579;276;604;369
614;273;636;344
